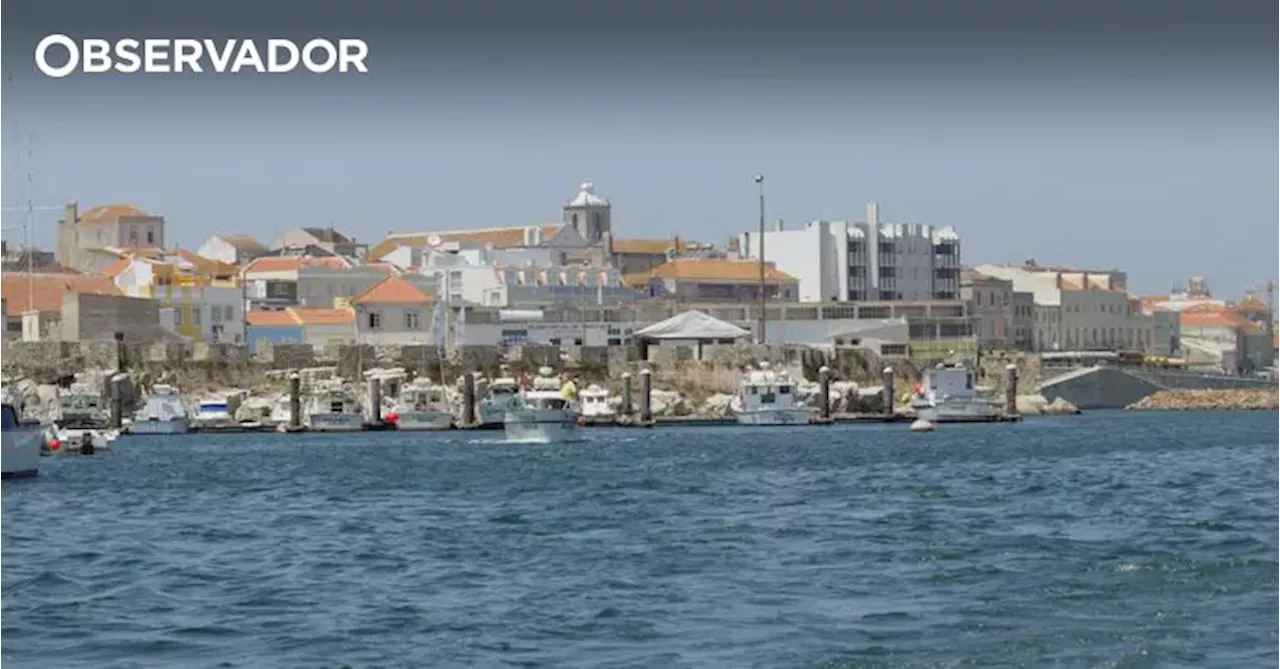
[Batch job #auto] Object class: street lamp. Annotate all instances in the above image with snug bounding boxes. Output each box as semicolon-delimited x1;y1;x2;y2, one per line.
753;174;765;345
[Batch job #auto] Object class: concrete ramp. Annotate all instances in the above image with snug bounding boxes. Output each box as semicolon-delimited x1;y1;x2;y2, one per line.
1037;365;1274;410
1036;367;1164;410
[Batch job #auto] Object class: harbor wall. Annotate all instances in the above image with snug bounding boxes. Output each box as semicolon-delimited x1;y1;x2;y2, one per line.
1037;365;1274;410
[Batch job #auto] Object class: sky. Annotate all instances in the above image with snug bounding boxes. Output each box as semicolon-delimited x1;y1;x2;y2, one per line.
1;0;1275;299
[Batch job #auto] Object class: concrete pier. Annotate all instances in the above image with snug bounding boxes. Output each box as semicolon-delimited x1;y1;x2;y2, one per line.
288;371;302;430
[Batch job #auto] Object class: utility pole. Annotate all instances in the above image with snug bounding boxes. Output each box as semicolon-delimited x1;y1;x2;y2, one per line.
753;174;766;345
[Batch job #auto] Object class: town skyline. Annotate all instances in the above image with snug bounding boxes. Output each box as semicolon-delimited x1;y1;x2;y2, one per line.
2;1;1273;299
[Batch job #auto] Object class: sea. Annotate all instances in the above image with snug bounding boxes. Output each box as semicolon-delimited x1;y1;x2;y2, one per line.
2;411;1276;668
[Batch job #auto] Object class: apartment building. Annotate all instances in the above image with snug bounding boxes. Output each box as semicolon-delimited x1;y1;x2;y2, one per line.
738;202;960;302
974;262;1157;353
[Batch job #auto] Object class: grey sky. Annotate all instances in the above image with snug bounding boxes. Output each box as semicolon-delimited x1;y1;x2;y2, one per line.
1;0;1275;298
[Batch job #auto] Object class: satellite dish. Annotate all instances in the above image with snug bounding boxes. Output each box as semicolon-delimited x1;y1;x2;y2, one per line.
426;234;442;248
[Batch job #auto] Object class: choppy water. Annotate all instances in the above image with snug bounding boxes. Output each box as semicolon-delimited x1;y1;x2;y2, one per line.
3;411;1277;668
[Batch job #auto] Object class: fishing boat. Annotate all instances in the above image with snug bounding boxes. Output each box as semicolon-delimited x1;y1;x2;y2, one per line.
53;382;119;451
577;383;615;419
503;367;578;442
910;363;999;423
394;377;454;431
478;371;521;429
130;384;191;434
734;362;812;426
192;396;237;430
305;379;364;432
2;389;42;478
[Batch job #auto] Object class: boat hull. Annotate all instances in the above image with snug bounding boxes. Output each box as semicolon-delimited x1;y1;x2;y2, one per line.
130;417;191;435
911;401;1000;423
395;411;454;431
307;412;365;432
503;409;578;442
3;424;42;478
735;408;812;426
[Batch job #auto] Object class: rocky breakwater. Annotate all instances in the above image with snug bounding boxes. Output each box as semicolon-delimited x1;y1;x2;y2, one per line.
1014;394;1081;416
1126;388;1280;412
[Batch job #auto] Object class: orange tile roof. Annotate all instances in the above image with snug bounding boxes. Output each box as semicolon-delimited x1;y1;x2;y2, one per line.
350;276;434;305
101;257;134;278
79;204;152;225
640;259;797;284
171;249;237;276
612;238;696;255
240;255;350;276
1;274;122;314
290;307;355;326
367;224;564;261
246;309;299;327
1180;309;1251;329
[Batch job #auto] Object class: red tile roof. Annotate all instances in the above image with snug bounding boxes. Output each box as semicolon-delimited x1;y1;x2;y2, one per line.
351;276;434;305
1;274;122;314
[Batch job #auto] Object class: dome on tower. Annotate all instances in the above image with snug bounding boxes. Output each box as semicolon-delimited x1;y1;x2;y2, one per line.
566;181;608;208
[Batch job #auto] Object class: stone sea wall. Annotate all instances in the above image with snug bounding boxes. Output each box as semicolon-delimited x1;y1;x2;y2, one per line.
1126;388;1279;412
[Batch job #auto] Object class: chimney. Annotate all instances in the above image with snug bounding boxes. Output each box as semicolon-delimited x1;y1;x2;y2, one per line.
1082;272;1090;290
775;217;784;232
866;202;880;228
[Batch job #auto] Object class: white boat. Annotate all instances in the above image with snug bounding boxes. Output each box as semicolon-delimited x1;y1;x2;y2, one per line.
131;384;191;434
910;363;1000;423
503;367;578;442
306;379;364;432
54;383;118;451
577;383;616;419
394;378;454;431
479;373;522;429
192;397;236;430
735;362;812;426
2;391;42;478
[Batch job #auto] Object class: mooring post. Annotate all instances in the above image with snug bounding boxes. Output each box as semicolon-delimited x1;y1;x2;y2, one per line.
881;366;895;419
621;372;633;417
1004;363;1019;419
288;371;302;430
463;372;477;427
639;368;652;424
114;332;126;371
819;366;832;420
367;376;382;425
108;373;124;430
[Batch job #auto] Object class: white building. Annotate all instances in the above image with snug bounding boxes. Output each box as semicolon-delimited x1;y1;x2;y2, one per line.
738;202;961;302
196;234;268;266
975;263;1157;353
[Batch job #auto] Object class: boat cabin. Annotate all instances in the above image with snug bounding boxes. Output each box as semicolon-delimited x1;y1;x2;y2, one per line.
402;383;447;410
524;396;569;411
739;363;797;409
920;365;975;399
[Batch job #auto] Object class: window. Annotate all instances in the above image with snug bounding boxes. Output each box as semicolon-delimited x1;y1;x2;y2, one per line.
405;311;421;330
147;230;155;244
129;229;138;244
192;308;201;325
174;309;183;325
367;312;382;330
224;306;235;320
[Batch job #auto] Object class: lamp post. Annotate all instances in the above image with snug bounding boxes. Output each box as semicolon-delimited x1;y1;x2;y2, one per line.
753;174;766;345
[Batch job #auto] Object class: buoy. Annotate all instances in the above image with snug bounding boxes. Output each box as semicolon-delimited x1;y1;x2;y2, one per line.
49;439;61;451
385;411;399;425
909;419;935;432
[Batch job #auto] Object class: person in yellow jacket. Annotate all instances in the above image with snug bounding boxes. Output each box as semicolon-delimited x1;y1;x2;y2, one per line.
559;377;578;401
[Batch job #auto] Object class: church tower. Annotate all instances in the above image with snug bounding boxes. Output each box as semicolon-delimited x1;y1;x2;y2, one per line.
562;181;612;246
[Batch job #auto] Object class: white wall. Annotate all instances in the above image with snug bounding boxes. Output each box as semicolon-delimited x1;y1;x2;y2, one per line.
354;303;434;344
196;237;238;265
201;286;245;344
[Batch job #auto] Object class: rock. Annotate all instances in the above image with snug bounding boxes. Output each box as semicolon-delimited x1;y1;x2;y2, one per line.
1127;389;1279;412
650;389;689;417
1016;394;1049;416
699;393;736;418
1044;397;1081;415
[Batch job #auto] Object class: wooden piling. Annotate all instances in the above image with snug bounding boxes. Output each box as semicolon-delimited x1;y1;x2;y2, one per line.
639;368;653;424
367;377;382;425
108;373;124;430
462;372;477;427
881;366;894;418
621;372;633;417
819;366;832;421
1004;363;1019;419
288;371;302;430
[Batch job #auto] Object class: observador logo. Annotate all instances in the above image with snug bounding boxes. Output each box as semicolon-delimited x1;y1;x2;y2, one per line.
35;34;369;77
